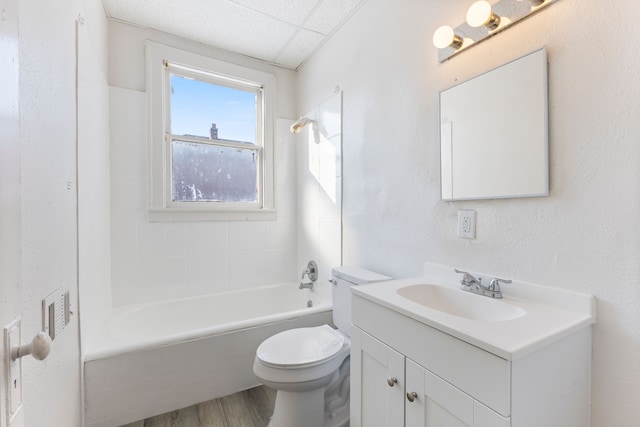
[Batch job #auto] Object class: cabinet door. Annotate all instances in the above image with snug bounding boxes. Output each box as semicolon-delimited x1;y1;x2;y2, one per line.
351;327;405;427
405;359;510;427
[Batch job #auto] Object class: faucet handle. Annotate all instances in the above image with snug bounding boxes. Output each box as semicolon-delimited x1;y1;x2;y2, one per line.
454;269;481;285
489;277;512;287
489;277;511;298
301;260;318;281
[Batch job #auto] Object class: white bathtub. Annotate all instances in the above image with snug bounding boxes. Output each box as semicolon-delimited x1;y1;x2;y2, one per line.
84;283;332;427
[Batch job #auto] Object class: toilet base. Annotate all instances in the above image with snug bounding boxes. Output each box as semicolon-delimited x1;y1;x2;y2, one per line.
266;358;350;427
270;388;325;427
267;388;349;427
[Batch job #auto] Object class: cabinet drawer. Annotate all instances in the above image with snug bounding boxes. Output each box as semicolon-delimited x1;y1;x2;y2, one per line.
353;295;511;416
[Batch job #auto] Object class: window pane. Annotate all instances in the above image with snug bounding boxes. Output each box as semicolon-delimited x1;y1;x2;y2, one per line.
171;140;258;203
170;74;257;144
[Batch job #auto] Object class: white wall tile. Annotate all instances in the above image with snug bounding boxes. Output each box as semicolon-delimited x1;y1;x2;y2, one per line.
266;216;296;250
109;86;146;135
110;130;146;179
297;176;321;219
277;182;297;218
186;222;229;255
298;217;320;258
318;218;342;257
186;251;230;296
275;118;297;185
137;256;186;301
296;92;342;275
137;221;186;259
111;174;146;217
267;248;298;284
228;250;269;289
229;221;267;252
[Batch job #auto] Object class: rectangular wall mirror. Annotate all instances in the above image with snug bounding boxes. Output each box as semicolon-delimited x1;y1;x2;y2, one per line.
440;48;549;201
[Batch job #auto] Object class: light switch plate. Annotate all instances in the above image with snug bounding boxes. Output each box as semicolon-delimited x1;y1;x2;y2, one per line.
4;318;23;424
42;288;70;340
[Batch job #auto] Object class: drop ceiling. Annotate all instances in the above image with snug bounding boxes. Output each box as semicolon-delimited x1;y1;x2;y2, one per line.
102;0;367;70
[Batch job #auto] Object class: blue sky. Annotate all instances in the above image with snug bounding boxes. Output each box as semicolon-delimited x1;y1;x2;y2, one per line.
170;74;257;144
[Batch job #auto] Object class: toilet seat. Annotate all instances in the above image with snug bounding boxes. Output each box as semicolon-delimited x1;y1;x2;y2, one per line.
253;325;350;386
256;325;346;368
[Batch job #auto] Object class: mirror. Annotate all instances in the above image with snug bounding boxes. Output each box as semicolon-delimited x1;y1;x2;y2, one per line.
440;48;548;201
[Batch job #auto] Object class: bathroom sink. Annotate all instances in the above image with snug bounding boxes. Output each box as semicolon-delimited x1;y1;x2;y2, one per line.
351;265;596;360
396;284;526;322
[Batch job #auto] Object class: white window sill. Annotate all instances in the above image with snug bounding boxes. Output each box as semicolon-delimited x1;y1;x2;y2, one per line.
147;208;277;222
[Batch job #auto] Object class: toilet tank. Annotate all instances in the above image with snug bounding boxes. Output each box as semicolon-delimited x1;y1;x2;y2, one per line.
331;266;390;337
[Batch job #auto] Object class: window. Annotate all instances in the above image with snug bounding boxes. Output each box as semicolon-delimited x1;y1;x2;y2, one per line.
146;41;276;221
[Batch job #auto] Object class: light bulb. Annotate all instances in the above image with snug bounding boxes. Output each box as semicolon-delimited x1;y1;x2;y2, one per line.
466;1;501;30
433;26;464;50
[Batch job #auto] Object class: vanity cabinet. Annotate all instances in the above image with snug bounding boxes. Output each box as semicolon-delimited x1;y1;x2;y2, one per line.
351;327;509;427
405;358;509;427
350;293;592;427
350;328;405;427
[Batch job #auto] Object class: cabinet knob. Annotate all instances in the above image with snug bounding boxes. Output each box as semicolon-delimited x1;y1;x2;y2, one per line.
406;391;418;402
386;377;398;387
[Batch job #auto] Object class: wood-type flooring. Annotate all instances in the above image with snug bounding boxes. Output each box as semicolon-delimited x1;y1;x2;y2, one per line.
120;386;275;427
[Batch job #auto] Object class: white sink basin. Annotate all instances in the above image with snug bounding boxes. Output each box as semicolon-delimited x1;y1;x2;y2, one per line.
397;284;526;322
350;264;596;360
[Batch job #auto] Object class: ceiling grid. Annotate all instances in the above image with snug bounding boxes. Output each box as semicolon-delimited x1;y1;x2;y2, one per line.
103;0;366;69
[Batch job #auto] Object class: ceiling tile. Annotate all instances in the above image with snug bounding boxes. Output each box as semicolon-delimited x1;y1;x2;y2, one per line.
274;29;326;69
304;0;365;35
229;0;321;26
102;0;368;69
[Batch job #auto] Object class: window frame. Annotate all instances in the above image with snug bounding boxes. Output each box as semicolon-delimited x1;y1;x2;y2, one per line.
146;41;276;221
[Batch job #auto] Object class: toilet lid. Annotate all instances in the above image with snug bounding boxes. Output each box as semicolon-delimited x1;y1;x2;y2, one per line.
256;325;345;367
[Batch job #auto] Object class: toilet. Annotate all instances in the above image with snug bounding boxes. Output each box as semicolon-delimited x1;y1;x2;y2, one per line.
253;266;390;427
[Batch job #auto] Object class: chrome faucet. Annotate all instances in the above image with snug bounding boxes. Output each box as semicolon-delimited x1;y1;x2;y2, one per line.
299;260;318;290
487;277;512;299
454;269;511;299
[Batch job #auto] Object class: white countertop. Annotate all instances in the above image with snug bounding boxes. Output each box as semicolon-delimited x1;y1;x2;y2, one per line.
351;265;596;360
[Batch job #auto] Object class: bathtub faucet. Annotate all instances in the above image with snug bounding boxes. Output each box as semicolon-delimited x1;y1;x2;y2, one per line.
299;260;318;290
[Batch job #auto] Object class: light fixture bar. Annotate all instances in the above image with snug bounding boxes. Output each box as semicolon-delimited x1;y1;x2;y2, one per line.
433;0;556;62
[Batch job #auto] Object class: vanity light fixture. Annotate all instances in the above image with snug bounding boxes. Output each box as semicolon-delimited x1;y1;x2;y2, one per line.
432;0;557;62
432;25;464;50
467;1;501;30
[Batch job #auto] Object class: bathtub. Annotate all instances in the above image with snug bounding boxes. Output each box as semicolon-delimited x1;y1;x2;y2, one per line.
83;283;332;427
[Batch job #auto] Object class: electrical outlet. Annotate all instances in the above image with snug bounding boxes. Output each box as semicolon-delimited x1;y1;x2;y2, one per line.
457;210;476;239
4;319;23;424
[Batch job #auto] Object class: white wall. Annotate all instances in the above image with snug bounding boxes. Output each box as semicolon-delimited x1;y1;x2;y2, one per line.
0;0;21;425
77;0;112;360
17;0;106;425
298;0;640;424
108;21;301;306
296;92;343;300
